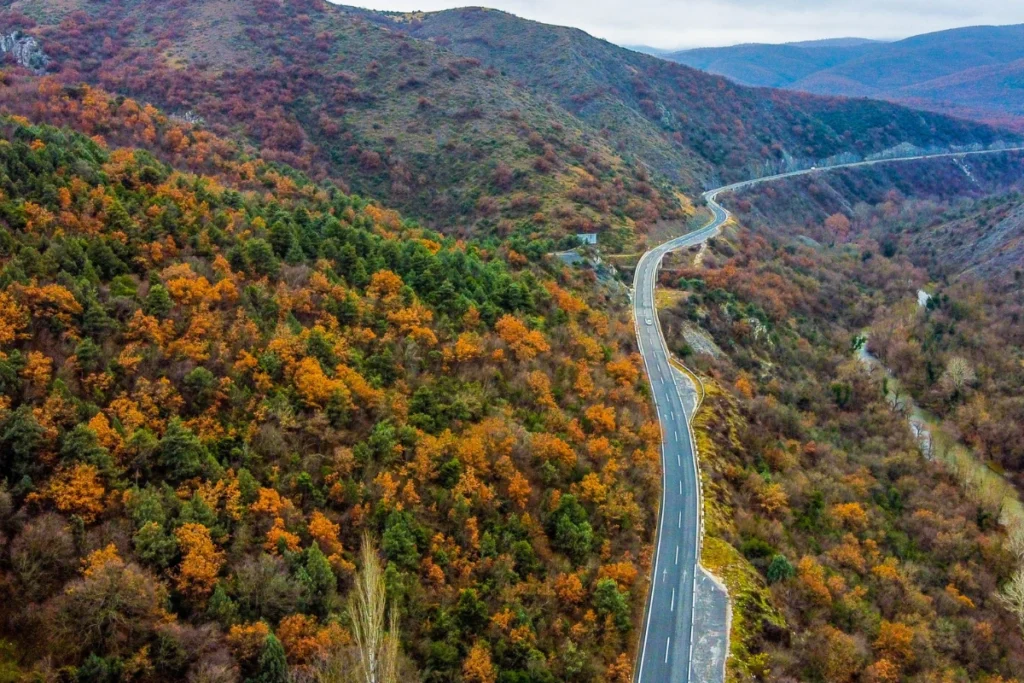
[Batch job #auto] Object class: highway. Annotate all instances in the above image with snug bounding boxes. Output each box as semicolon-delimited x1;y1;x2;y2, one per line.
633;145;1024;683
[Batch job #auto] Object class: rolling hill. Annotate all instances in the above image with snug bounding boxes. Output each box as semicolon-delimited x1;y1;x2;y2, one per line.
5;0;686;249
666;24;1024;131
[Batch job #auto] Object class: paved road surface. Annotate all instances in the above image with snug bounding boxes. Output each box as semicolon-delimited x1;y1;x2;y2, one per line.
633;145;1024;683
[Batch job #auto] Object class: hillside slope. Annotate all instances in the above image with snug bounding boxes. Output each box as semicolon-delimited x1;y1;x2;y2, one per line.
0;82;664;680
722;151;1024;282
352;6;1010;184
667;24;1024;131
655;222;1024;681
668;41;874;89
4;0;682;247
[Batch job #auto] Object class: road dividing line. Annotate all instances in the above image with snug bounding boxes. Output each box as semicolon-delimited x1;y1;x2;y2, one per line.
678;511;682;528
671;588;676;612
665;638;671;663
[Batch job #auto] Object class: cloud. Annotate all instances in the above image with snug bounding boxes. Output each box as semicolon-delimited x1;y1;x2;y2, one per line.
333;0;1024;48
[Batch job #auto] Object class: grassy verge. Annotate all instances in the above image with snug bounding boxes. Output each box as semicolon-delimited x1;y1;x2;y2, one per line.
692;381;785;682
656;288;686;310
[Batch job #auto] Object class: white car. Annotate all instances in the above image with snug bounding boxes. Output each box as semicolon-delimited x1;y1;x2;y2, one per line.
646;317;653;326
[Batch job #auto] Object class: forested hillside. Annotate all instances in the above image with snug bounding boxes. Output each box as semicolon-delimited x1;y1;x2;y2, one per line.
0;83;663;680
3;0;682;248
3;1;1024;682
4;0;1014;248
755;186;1024;488
724;153;1024;278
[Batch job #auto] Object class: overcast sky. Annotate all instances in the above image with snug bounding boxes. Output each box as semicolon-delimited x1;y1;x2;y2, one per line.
335;0;1024;49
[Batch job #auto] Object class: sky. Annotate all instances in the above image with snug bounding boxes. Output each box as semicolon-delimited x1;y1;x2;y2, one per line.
334;0;1024;49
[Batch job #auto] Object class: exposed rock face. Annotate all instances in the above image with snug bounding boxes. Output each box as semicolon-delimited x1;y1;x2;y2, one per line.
0;31;50;73
171;111;206;126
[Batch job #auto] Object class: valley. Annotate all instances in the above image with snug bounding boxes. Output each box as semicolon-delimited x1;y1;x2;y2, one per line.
637;146;1024;682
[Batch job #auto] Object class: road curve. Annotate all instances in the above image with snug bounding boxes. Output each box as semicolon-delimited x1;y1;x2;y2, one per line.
633;145;1024;683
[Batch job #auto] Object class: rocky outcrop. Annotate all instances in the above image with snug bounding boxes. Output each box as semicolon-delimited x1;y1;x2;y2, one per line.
0;31;50;73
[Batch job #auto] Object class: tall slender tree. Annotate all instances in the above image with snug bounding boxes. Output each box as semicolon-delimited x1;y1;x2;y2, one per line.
316;533;400;683
350;532;399;683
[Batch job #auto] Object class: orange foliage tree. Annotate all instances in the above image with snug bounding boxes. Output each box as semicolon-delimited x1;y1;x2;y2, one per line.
43;464;106;523
495;315;550;361
174;523;224;600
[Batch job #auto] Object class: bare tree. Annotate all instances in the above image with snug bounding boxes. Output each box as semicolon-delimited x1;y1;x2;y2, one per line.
997;567;1024;635
1007;526;1024;563
315;533;400;683
351;532;399;683
939;356;976;397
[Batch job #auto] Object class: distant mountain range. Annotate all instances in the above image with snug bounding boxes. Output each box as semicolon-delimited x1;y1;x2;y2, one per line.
661;24;1024;131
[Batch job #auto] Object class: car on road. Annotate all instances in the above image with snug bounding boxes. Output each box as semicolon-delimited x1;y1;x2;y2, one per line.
646;317;653;326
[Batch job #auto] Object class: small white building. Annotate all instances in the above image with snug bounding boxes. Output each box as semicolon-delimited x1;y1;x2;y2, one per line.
577;233;598;245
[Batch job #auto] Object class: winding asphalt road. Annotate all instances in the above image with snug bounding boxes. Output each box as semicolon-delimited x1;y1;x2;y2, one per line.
633;145;1024;683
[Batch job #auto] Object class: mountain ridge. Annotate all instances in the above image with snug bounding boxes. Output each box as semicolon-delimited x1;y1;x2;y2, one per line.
665;23;1024;131
346;6;1013;175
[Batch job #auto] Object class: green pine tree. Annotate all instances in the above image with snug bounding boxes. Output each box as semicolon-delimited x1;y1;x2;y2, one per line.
144;284;173;318
206;583;238;626
300;542;337;617
253;633;288;683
